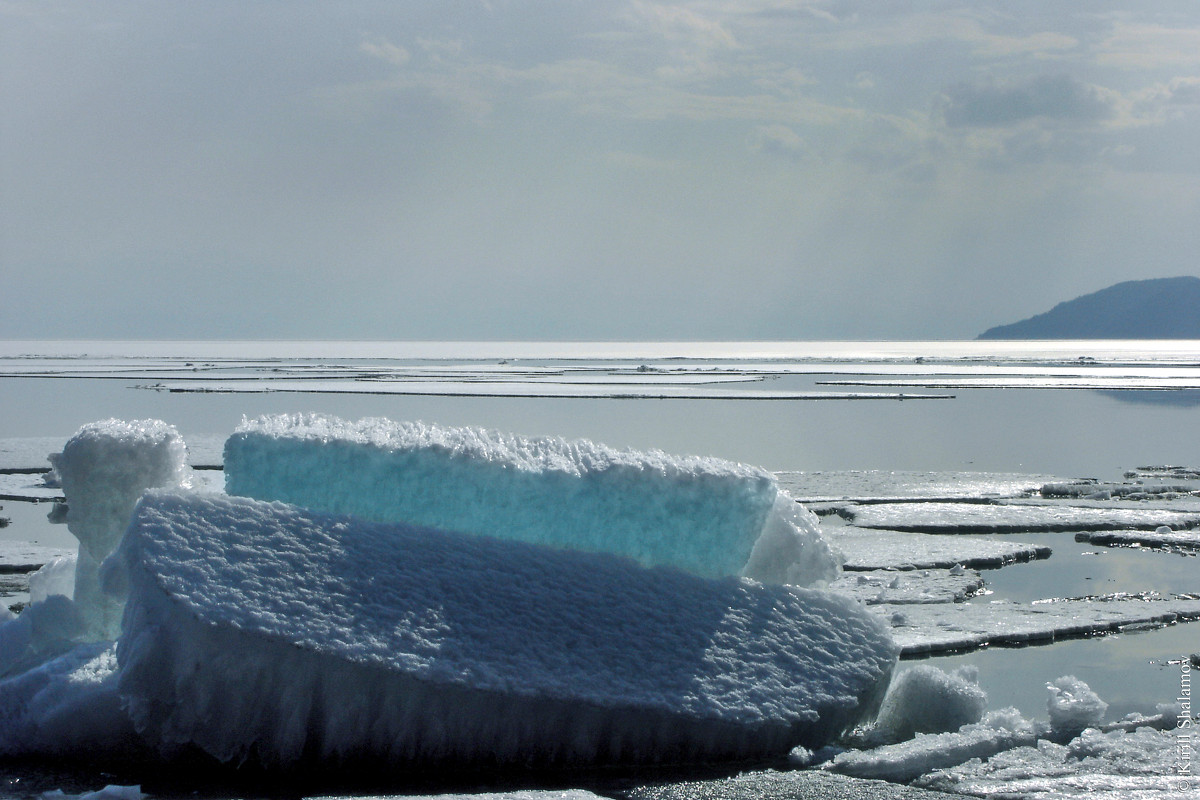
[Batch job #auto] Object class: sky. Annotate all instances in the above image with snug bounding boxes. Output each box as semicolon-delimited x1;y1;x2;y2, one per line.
3;0;1200;341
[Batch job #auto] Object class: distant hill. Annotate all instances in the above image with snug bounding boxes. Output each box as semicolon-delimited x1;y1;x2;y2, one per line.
978;277;1200;340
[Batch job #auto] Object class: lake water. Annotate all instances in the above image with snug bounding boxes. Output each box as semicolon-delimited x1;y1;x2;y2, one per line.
3;339;1199;477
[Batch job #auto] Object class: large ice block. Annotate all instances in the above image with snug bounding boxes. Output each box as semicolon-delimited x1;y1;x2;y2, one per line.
113;491;897;768
223;414;838;585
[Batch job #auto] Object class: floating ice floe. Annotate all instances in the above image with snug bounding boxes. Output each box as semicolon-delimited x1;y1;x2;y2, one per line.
818;374;1200;390
0;540;74;574
1042;478;1200;501
775;470;1053;506
1077;525;1200;551
225;413;838;585
822;526;1051;571
881;594;1200;655
0;471;63;502
845;501;1200;534
153;379;948;401
829;568;984;605
111;490;898;767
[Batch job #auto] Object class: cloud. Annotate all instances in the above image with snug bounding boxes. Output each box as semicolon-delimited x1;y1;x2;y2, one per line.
939;74;1114;128
750;124;808;157
1166;76;1200;105
360;37;410;67
632;1;739;50
1095;22;1200;69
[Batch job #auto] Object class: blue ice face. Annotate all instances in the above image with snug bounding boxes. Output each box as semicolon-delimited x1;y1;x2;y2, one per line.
223;413;834;583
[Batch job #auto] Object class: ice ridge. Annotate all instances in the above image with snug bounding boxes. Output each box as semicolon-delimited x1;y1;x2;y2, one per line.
224;413;838;585
113;491;897;768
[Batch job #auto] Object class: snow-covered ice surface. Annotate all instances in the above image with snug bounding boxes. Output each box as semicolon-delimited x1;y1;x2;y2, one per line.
224;414;839;585
113;490;897;767
829;569;985;606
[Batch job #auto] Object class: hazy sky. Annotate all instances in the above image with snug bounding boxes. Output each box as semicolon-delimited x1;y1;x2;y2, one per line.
4;1;1199;340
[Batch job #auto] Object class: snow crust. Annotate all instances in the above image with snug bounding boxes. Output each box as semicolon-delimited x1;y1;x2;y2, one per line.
50;420;190;639
224;413;839;585
113;490;897;767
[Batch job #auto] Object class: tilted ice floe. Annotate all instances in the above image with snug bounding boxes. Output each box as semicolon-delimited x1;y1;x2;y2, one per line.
882;594;1200;655
225;413;839;586
822;526;1051;571
111;490;898;767
1077;525;1200;551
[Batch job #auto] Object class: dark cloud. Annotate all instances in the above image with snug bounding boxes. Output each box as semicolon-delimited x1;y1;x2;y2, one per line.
939;74;1113;127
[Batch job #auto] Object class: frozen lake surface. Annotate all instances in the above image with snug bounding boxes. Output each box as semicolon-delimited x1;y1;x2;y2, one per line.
1;341;1198;799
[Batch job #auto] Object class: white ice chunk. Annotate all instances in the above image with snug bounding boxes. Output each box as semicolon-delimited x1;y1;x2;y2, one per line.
29;554;78;604
224;414;838;585
1047;675;1109;739
50;419;190;639
114;491;897;768
868;665;988;744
